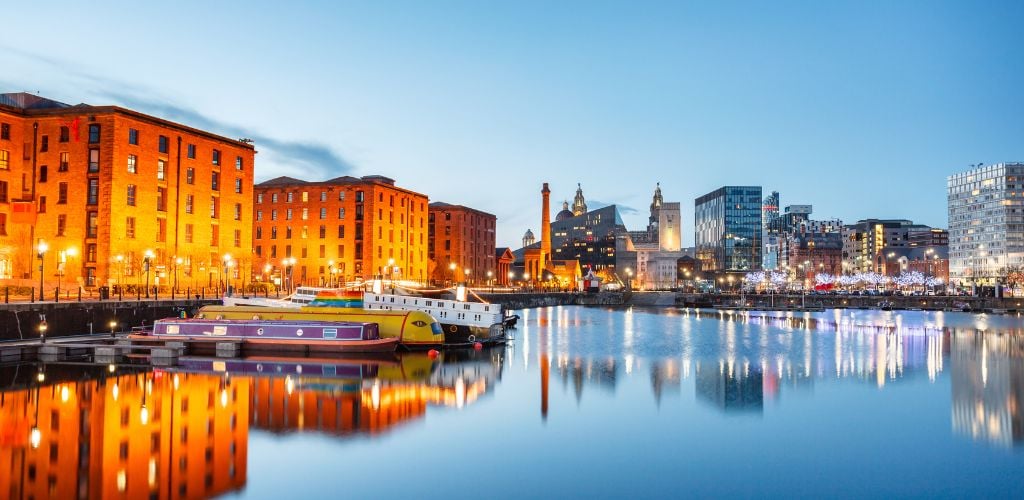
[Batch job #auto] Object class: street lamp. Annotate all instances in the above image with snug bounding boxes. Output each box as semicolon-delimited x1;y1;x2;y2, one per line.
388;258;396;289
115;254;124;293
284;257;296;293
222;253;233;296
38;319;48;343
464;268;471;285
487;270;493;289
143;249;154;298
37;240;48;300
448;262;457;286
174;257;183;294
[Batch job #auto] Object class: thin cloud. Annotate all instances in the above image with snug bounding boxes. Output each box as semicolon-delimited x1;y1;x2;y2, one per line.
0;46;356;179
589;199;639;215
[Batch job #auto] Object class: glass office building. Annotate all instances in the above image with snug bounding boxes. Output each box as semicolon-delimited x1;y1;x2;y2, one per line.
695;186;763;273
947;162;1024;286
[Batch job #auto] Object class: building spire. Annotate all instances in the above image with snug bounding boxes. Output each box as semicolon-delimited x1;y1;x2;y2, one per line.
649;182;663;230
572;183;587;216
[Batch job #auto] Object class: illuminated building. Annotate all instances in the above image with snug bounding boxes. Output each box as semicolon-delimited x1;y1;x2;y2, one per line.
762;191;780;270
695;186;763;276
947;162;1024;287
631;183;684;289
951;333;1024;447
252;175;429;286
0;368;248;499
0;92;254;292
427;202;496;285
517;183;584;286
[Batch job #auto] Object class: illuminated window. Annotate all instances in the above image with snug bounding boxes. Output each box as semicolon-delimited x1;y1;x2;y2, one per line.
126;217;136;239
127;154;137;173
127;184;136;206
235;178;242;194
185;194;193;214
59;152;68;171
0;150;7;170
185;224;193;243
234;203;241;221
87;179;99;205
157;160;166;180
89;148;100;172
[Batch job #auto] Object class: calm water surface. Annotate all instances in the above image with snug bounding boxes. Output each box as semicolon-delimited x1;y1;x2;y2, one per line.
2;306;1024;499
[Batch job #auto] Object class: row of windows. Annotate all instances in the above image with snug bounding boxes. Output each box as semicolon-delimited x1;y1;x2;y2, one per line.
122;127;245;169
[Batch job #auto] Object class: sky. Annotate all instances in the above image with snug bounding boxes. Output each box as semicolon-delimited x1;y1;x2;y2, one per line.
2;0;1022;248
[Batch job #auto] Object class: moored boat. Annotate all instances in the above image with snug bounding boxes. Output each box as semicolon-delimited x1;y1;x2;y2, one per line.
363;291;506;345
146;318;399;353
195;305;445;348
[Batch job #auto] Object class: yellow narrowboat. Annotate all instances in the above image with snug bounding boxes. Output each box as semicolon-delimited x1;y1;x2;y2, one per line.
196;305;444;348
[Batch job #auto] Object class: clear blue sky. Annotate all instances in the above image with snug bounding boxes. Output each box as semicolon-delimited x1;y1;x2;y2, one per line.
3;0;1021;247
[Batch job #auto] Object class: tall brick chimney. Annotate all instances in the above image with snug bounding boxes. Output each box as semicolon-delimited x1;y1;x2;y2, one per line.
541;183;551;266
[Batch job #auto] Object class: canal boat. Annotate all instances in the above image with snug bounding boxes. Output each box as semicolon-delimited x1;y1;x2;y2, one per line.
195;305;445;348
148;318;400;353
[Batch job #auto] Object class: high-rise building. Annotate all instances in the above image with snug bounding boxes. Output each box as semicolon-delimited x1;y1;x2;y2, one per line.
694;186;762;274
762;191;780;270
252;175;429;287
633;183;684;289
948;163;1024;286
427;202;496;284
0;92;254;293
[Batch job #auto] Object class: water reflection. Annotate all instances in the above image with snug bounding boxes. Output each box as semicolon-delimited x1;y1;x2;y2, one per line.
0;349;504;498
951;333;1024;447
0;365;247;499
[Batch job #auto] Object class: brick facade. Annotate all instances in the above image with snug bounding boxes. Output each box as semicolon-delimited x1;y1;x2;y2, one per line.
0;93;254;293
427;202;497;285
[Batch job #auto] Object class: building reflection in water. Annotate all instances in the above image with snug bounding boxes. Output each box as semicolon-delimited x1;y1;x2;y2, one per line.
951;332;1024;447
0;364;247;500
696;361;764;414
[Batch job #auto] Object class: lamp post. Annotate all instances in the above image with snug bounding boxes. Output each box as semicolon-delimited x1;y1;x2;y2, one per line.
115;254;124;294
487;270;493;291
222;253;233;296
174;257;183;294
448;262;457;287
284;257;296;294
37;240;48;300
109;319;118;338
38;318;48;343
464;268;471;286
327;260;335;287
142;249;154;298
388;258;396;290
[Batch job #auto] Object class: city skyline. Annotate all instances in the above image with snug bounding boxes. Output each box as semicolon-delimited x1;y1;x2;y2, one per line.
3;1;1022;247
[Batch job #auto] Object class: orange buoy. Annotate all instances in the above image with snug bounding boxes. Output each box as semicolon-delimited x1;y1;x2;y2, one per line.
473;342;483;350
428;349;439;359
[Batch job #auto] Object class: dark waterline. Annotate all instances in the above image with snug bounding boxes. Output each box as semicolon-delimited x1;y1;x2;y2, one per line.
1;306;1022;498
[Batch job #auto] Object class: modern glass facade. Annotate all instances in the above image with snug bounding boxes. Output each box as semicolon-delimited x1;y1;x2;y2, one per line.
947;162;1024;285
762;191;780;270
695;186;762;272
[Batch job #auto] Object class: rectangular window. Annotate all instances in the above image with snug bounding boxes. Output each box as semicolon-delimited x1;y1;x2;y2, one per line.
185;194;194;214
87;179;99;205
88;149;99;172
286;209;292;220
256;210;262;221
255;227;262;239
88;124;100;143
158;135;169;153
187;144;196;159
58;183;67;204
234;229;241;247
59;152;68;171
235;156;243;170
319;225;326;238
186;168;194;184
37;196;46;213
302;208;308;220
211;171;219;191
157;160;166;180
59;126;69;143
87;212;98;237
0;123;7;140
271;209;277;221
338;207;345;219
286;192;293;203
40;135;48;152
355;190;363;202
211;225;220;246
286;227;292;239
185;224;193;243
127;154;137;173
302;191;309;202
210;197;219;218
126;184;136;206
320;191;327;202
212;149;221;165
0;181;6;202
271;227;277;239
87;246;96;265
272;193;278;203
157;218;167;242
234;178;242;194
126;217;136;239
337;225;345;238
234;203;241;221
320;208;327;219
56;215;66;236
128;128;139;145
256;193;263;204
38;165;47;183
157;187;166;211
339;191;345;201
0;213;5;236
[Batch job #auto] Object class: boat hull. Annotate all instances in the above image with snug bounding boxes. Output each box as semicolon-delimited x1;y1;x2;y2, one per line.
195;305;444;347
148;318;399;353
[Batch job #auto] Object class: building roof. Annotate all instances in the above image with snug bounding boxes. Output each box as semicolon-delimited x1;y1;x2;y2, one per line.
0;92;72;110
254;175;427;197
429;201;496;218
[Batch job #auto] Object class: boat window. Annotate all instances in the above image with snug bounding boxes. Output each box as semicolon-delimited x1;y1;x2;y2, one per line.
464;305;471;310
484;306;489;312
324;328;337;339
425;301;432;307
324;365;336;376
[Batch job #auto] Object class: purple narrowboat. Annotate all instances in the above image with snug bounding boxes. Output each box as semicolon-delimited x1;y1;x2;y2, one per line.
145;318;398;353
